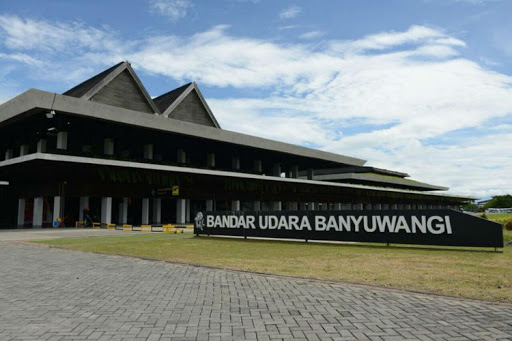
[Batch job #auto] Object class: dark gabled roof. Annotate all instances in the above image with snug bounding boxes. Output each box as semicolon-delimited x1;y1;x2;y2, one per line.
62;61;161;114
155;82;221;128
153;82;192;113
310;166;410;178
63;62;124;98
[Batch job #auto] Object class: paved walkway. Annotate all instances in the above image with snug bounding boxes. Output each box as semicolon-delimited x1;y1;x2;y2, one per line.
0;242;511;340
0;228;151;241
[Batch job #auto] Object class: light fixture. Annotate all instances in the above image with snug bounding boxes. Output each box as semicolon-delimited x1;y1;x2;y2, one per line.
45;110;56;119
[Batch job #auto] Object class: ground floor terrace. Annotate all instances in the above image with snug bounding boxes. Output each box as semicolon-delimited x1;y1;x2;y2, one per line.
0;153;467;228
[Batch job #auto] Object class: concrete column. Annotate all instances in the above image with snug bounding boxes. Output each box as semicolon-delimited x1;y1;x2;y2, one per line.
320;202;328;211
103;138;114;155
4;149;13;160
352;203;363;210
341;203;352;210
290;165;299;178
397;204;404;209
207;153;215;168
152;198;161;224
53;196;62;222
334;203;342;210
374;203;382;210
300;202;307;211
232;156;240;170
289;202;298;210
231;200;240;211
411;204;417;210
142;198;150;225
391;204;398;210
79;197;89;221
176;199;186;224
206;200;214;211
253;201;261;211
365;203;372;210
307;169;314;180
57;131;68;150
272;201;282;211
19;144;29;156
308;202;316;211
17;199;25;226
382;203;390;210
143;144;153;160
33;197;43;227
177;149;186;164
254;160;262;173
404;204;411;210
119;198;128;224
186;199;191;222
101;197;112;224
37;139;47;153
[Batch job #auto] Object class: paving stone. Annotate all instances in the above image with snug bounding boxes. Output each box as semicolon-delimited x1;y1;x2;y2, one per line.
0;242;511;341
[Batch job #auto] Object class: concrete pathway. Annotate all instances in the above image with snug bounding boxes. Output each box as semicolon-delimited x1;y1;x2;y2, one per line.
0;239;511;340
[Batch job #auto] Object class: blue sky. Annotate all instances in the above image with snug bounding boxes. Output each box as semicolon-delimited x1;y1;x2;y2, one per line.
0;0;511;198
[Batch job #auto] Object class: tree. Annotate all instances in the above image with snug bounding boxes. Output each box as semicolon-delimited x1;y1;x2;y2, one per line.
461;202;479;212
483;195;512;209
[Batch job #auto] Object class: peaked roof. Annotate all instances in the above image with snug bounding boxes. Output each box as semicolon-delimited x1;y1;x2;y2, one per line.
154;82;221;128
153;82;191;113
62;61;160;114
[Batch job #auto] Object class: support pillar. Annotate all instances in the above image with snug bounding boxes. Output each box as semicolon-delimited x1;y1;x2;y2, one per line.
232;200;240;211
79;197;89;221
272;201;282;211
207;153;215;168
37;139;47;153
365;203;372;210
290;165;299;178
232;156;240;170
341;203;351;210
352;203;363;210
104;138;114;155
272;163;282;177
334;203;342;210
177;149;186;164
57;131;68;150
33;197;43;227
142;198;150;225
289;202;298;210
253;201;261;211
143;144;153;160
118;198;128;224
391;204;398;210
186;199;191;222
307;169;314;180
320;202;328;211
17;198;25;226
4;149;13;160
300;202;307;211
19;144;29;156
382;203;389;210
374;203;382;210
152;198;161;224
176;199;186;224
101;197;112;224
206;200;214;211
53;196;62;223
308;202;316;211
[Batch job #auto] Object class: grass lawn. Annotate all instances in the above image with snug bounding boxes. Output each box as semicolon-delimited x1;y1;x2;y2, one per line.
37;230;512;302
486;212;512;226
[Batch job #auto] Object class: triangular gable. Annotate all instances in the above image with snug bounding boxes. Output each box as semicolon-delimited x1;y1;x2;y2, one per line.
63;61;160;114
157;82;221;128
153;82;191;113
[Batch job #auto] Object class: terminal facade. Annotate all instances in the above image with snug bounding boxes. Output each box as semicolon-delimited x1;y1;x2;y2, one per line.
0;62;470;227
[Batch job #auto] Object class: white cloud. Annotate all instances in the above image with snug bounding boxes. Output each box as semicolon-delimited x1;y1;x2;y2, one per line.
299;31;324;40
279;5;301;20
0;16;510;197
149;0;192;21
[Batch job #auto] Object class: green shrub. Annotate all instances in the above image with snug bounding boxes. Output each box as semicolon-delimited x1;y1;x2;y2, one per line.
480;213;487;219
505;221;512;231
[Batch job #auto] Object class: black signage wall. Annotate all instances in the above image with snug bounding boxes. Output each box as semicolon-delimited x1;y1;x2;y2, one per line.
194;210;503;248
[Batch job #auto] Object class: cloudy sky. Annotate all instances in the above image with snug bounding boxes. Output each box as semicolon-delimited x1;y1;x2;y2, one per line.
0;0;511;198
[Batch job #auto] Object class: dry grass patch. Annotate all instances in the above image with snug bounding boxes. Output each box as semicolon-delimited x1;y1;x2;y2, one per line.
35;233;512;302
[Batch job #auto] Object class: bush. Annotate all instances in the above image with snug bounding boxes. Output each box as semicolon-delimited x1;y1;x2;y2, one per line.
505;221;512;231
480;213;488;219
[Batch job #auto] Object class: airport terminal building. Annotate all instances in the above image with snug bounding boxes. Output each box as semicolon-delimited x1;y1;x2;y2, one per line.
0;61;470;227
